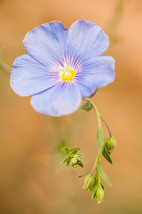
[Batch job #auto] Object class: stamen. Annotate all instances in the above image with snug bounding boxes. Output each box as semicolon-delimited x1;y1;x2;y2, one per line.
59;63;76;82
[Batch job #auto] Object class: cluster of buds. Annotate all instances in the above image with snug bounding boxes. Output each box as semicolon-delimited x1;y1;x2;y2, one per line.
63;147;83;168
71;154;83;168
82;174;104;204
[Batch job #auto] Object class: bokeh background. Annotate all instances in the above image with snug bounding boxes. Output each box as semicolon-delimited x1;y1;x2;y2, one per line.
0;0;142;213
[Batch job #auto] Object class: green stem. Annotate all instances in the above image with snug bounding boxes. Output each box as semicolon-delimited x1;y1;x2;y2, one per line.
100;116;112;138
84;97;102;178
92;153;101;173
84;97;101;127
83;97;112;137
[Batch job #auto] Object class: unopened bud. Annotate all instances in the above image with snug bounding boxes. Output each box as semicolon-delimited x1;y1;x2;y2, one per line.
104;137;116;153
71;157;78;168
71;157;78;164
82;175;95;191
96;186;104;204
72;164;77;168
73;154;82;161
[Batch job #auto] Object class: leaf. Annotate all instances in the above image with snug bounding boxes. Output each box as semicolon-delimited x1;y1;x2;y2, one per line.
62;155;71;163
67;160;71;166
96;126;104;152
91;181;98;199
100;183;104;190
81;101;92;112
69;149;80;156
78;171;92;178
77;153;83;158
64;147;80;154
77;161;84;168
61;139;66;147
102;145;112;164
97;160;112;186
58;139;66;153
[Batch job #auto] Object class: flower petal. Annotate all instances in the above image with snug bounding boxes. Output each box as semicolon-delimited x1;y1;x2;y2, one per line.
77;56;115;97
10;55;58;96
23;21;68;66
66;20;109;64
31;83;82;116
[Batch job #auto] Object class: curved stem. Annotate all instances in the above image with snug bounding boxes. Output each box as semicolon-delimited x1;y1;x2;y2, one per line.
100;116;112;137
84;97;102;178
84;97;101;127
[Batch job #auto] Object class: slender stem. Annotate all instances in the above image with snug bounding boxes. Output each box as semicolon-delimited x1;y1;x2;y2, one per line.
84;97;101;127
83;97;112;137
91;153;101;173
100;116;112;137
84;97;102;177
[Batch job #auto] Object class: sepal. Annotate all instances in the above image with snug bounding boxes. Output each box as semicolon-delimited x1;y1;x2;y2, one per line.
96;186;104;204
82;175;95;191
102;145;112;164
81;101;92;112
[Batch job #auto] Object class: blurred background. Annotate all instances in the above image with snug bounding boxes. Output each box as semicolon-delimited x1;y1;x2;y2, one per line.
0;0;142;213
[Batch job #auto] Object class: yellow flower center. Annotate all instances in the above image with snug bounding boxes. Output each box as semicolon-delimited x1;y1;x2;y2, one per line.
59;62;76;81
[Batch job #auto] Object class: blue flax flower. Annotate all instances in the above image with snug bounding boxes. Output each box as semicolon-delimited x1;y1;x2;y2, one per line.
10;20;115;116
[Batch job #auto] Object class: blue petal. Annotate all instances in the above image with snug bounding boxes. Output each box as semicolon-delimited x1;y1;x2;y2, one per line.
23;22;68;66
77;56;115;97
66;20;109;64
10;55;58;96
31;83;82;116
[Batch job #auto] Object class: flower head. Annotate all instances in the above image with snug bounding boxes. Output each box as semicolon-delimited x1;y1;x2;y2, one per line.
10;20;115;116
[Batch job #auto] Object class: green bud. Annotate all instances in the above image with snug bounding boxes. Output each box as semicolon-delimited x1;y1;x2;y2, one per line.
73;154;82;161
104;137;116;153
82;175;95;191
73;154;78;159
77;156;82;161
96;186;104;204
72;164;77;168
71;157;78;168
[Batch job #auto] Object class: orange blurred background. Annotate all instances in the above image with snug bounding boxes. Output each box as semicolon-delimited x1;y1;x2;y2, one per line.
0;0;142;213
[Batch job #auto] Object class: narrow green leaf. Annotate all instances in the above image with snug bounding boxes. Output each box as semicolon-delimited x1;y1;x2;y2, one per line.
97;160;112;186
81;101;92;112
69;149;80;156
67;160;71;166
77;161;84;168
91;181;98;199
77;153;83;159
102;145;112;164
96;126;104;152
78;171;92;178
64;147;80;154
62;155;71;163
58;139;66;153
61;139;66;147
100;183;104;190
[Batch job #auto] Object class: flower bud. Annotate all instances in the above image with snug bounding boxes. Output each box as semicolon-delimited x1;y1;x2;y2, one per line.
71;157;78;168
96;186;104;204
82;175;95;191
73;154;82;161
104;137;116;153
